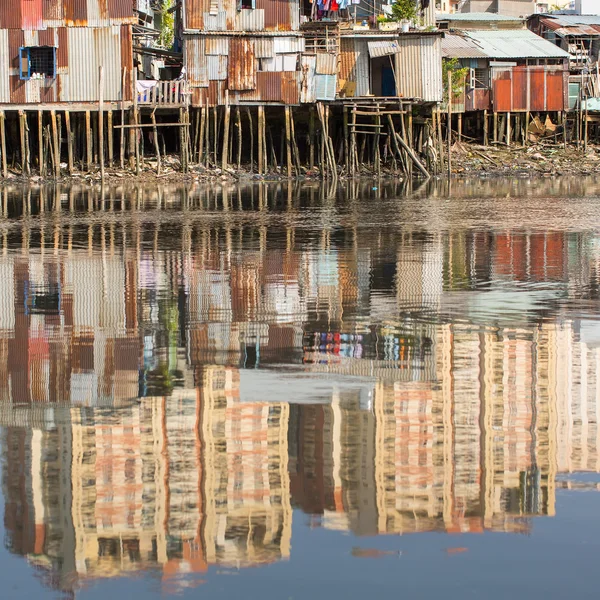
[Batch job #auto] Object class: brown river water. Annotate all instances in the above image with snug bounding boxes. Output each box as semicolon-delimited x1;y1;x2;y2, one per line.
0;177;599;598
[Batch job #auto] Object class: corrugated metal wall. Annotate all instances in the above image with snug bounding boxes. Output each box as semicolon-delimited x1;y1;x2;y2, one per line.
395;35;442;103
338;38;370;98
0;24;132;103
184;0;299;32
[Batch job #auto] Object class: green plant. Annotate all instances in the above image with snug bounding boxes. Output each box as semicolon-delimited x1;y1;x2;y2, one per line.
442;58;469;102
158;0;175;49
389;0;418;22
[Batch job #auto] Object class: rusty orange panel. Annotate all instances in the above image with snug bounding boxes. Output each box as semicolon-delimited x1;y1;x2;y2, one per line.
64;0;87;26
546;71;565;111
529;69;545;112
22;0;44;30
38;28;55;47
43;0;63;21
493;76;511;112
8;29;25;72
259;0;292;31
512;67;527;112
108;0;134;19
281;71;299;104
228;38;255;91
40;83;56;103
120;24;133;100
9;76;26;104
185;0;206;29
57;27;68;68
0;0;22;28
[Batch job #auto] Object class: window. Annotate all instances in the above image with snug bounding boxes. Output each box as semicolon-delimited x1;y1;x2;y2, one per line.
19;46;56;80
470;68;489;89
238;0;255;8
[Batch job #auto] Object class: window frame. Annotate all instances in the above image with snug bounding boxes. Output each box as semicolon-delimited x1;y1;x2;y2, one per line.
18;46;57;81
237;0;256;10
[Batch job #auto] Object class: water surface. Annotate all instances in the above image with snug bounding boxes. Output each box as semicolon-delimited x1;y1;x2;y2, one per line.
1;178;600;599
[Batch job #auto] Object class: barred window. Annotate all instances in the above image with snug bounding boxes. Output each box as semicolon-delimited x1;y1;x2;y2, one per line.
19;46;56;80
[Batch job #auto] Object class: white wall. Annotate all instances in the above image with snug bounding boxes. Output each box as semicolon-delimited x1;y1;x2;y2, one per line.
576;0;600;15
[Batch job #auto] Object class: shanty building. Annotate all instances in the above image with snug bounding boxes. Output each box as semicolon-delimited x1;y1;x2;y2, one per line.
0;1;134;106
528;14;600;72
442;29;570;143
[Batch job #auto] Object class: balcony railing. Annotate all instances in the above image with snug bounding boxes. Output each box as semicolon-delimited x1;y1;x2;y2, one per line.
136;80;188;106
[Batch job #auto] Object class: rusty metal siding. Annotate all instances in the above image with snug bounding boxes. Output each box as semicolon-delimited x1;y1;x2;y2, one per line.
22;0;44;30
185;0;205;29
236;9;265;31
254;37;273;58
207;55;227;80
315;74;336;100
108;0;134;20
205;36;229;55
229;38;255;90
57;27;69;68
315;52;337;75
0;2;23;29
259;0;293;31
185;36;208;87
43;0;63;24
120;23;132;99
0;30;9;103
65;0;88;26
38;28;56;46
281;71;299;104
202;11;227;31
300;54;316;103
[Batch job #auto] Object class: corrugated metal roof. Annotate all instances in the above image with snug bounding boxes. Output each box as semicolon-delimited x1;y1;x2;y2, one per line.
542;15;600;26
367;40;402;58
539;16;600;36
467;29;570;58
437;12;524;21
442;33;488;58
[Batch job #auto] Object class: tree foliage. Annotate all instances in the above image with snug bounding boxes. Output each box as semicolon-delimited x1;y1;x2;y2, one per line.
158;0;175;49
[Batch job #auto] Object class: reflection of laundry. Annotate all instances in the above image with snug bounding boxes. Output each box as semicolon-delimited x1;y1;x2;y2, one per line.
338;0;349;8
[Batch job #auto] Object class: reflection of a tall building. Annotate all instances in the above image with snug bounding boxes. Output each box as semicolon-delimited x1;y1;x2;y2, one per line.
1;220;600;593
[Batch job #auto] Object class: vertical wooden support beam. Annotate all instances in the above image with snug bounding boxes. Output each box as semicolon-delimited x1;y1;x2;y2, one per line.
290;107;300;173
51;110;59;178
285;105;292;178
235;106;242;171
493;112;498;143
107;110;113;167
561;111;567;148
350;104;357;177
309;105;315;171
483;109;488;146
343;106;349;175
0;111;6;179
506;111;511;146
120;67;126;170
457;113;462;143
447;70;452;179
257;105;264;175
246;106;254;172
38;111;44;176
261;107;268;173
222;90;230;171
65;111;74;175
199;105;206;167
585;99;589;153
374;103;381;178
19;111;26;175
99;66;105;180
524;110;529;147
85;110;92;172
151;109;161;175
133;68;140;175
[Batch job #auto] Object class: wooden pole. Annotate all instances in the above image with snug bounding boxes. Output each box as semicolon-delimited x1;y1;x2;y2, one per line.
290;106;301;173
350;105;357;177
258;105;264;175
222;90;230;171
483;109;488;146
343;106;349;175
107;109;113;167
0;111;6;178
19;111;26;175
457;113;462;143
236;106;242;171
65;111;74;175
506;111;511;147
309;105;315;171
246;106;254;172
99;66;105;180
51;110;59;178
85;110;92;172
199;105;206;166
447;70;452;179
120;67;126;170
584;96;589;153
133;68;140;175
151;109;161;175
436;108;443;173
285;105;293;178
38;111;44;176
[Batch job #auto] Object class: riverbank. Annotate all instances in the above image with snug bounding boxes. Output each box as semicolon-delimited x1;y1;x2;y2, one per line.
2;142;600;184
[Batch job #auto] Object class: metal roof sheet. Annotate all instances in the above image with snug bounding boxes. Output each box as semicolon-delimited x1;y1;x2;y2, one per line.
541;15;600;26
538;15;600;36
367;40;402;57
437;12;524;21
464;29;570;59
442;33;487;58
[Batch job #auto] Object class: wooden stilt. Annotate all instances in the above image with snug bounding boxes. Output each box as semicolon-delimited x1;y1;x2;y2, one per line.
19;111;27;175
51;110;59;178
285;105;293;178
199;105;206;166
493;112;498;143
120;67;126;170
85;110;92;172
151;109;161;175
483;109;488;146
65;111;74;175
0;111;6;178
99;66;105;180
107;110;113;167
212;106;218;164
506;111;511;146
258;105;264;175
38;111;44;175
309;105;315;171
236;106;242;171
222;91;230;171
436;108;443;172
290;106;301;173
524;110;529;146
343;106;349;175
447;70;452;179
457;113;462;143
350;104;356;177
